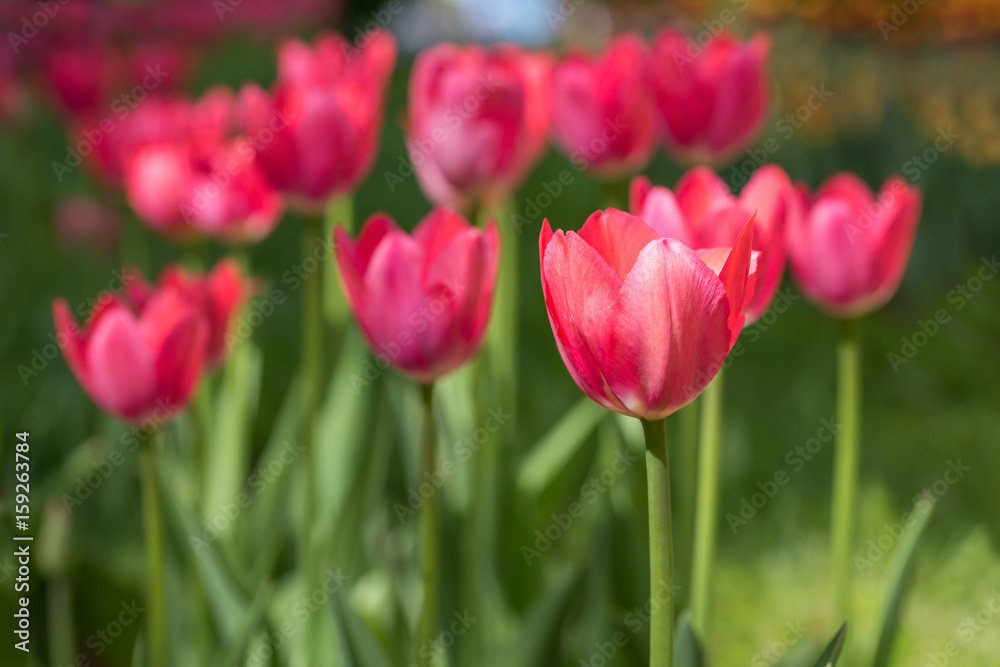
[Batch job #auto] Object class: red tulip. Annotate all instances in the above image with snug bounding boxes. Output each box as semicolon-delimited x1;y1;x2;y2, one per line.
122;87;283;244
539;209;758;420
406;43;552;210
240;30;396;210
41;41;122;117
647;29;770;165
52;281;208;424
334;207;500;384
550;34;655;178
124;259;255;368
789;173;922;317
630;165;796;322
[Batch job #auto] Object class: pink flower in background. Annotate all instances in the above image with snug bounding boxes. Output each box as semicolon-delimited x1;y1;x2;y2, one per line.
647;29;771;165
406;43;552;210
335;208;500;384
53;280;208;424
539;209;758;420
126;258;255;368
550;34;655;178
630;165;797;322
121;87;283;244
789;173;922;317
240;30;396;210
41;41;122;117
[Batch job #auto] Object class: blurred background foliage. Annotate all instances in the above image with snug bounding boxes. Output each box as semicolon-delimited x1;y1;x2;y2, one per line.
2;0;1000;665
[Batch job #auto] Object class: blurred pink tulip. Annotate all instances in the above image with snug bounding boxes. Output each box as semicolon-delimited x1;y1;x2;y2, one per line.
240;30;396;210
550;34;655;179
789;173;922;317
126;258;255;368
630;165;797;322
647;29;771;165
335;207;500;384
54;195;120;257
122;87;283;244
406;43;552;210
41;41;122;117
539;209;758;420
53;279;208;424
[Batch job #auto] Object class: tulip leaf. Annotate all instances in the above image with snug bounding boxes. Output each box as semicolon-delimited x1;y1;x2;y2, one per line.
674;611;706;667
872;496;937;667
813;623;847;667
490;569;578;667
210;582;274;667
330;589;394;667
516;396;607;497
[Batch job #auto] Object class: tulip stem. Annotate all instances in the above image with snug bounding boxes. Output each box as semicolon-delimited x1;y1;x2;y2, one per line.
642;417;674;667
139;429;166;667
417;382;440;666
832;318;860;622
301;213;324;663
690;368;724;638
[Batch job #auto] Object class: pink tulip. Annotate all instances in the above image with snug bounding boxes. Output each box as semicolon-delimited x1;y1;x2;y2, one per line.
406;43;552;210
125;258;255;368
789;173;922;317
334;207;500;384
52;280;209;424
54;195;120;257
122;87;283;244
647;29;770;165
539;209;758;420
41;41;122;117
550;34;655;178
630;165;796;322
239;30;396;210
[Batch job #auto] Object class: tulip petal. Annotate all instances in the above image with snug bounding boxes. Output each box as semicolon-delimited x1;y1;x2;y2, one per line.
714;214;757;344
602;239;730;419
639;187;695;247
577;209;659;280
153;312;208;419
86;308;157;420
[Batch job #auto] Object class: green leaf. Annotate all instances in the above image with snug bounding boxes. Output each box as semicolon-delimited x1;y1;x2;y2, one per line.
872;496;937;667
490;570;578;667
210;583;275;667
813;623;847;667
673;611;706;667
331;590;394;667
516;397;607;497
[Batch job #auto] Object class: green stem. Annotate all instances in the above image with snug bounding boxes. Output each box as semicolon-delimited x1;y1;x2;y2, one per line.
831;318;860;622
140;430;166;667
690;368;724;637
302;213;324;663
324;196;353;331
417;383;440;666
642;418;674;667
675;400;699;610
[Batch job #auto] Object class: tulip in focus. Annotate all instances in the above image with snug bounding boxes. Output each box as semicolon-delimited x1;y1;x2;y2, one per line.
52;279;209;424
789;173;922;317
406;43;552;210
647;29;771;165
550;34;656;179
539;209;758;420
125;258;255;368
335;207;500;384
240;30;397;210
630;165;797;322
